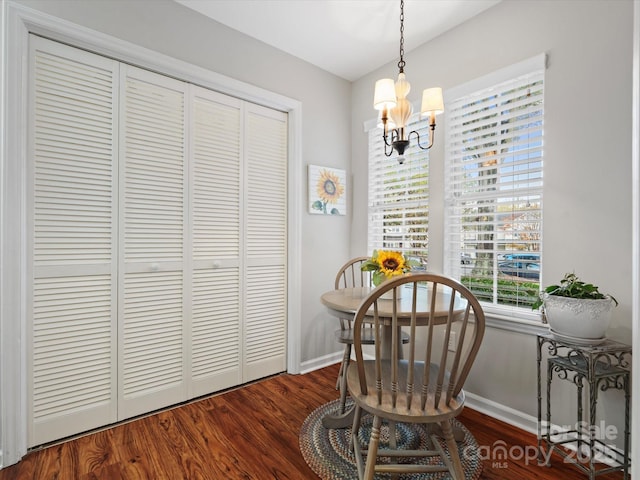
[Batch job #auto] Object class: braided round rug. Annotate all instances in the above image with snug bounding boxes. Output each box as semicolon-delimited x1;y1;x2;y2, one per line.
299;399;483;480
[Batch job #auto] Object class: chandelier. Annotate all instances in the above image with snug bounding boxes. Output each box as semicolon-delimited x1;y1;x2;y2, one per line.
373;0;444;163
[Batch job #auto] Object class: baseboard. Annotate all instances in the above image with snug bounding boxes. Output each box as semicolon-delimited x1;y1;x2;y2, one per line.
298;351;375;375
464;391;538;435
299;352;342;375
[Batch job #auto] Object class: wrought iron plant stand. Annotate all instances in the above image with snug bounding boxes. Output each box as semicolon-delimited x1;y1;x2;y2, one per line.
536;332;631;479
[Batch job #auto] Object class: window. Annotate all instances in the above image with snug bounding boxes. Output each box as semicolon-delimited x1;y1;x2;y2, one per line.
444;55;545;315
367;116;432;267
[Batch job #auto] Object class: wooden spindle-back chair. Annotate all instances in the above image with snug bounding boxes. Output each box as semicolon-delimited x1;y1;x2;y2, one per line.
346;273;486;480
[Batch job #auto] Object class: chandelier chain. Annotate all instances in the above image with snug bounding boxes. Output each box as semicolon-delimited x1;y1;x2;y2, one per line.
398;0;405;72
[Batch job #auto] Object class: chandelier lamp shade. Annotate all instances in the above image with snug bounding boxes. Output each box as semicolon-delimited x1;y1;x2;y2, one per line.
374;0;444;163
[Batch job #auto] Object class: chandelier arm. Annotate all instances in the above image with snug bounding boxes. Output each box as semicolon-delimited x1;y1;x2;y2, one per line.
382;131;392;148
382;129;396;156
410;125;436;151
383;127;400;147
384;141;394;157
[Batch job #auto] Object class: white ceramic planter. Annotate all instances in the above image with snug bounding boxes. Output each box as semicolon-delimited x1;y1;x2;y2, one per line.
543;294;615;344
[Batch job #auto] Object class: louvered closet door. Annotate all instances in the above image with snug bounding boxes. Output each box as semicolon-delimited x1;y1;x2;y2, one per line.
118;65;188;418
190;86;242;397
243;104;288;382
28;36;119;446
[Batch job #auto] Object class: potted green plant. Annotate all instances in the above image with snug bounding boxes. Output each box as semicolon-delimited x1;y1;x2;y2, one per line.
532;273;618;343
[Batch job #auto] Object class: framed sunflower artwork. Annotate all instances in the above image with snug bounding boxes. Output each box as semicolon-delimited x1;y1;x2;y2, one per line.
308;165;347;215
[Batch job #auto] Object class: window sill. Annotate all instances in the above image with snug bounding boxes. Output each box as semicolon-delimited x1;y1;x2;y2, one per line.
483;310;548;336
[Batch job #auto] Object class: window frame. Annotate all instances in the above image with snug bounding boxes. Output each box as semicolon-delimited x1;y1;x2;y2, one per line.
443;54;546;322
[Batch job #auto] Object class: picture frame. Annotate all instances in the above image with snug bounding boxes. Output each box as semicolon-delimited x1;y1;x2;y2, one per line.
308;165;347;215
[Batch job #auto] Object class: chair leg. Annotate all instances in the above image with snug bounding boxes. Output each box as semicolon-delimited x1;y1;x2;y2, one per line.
388;421;398;480
441;420;464;480
388;420;397;449
363;415;382;480
338;344;351;413
351;406;365;478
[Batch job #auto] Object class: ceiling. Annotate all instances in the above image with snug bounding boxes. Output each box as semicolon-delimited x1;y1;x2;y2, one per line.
174;0;501;81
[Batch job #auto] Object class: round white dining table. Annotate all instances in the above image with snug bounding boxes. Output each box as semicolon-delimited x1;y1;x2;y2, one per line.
320;284;463;326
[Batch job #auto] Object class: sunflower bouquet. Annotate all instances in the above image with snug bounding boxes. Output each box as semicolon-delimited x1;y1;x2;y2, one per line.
360;250;419;287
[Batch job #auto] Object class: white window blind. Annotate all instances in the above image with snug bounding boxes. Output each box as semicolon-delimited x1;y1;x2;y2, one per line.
367;117;431;266
444;55;545;313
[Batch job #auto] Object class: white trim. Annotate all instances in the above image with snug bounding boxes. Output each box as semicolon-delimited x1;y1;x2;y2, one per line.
464;391;538;435
287;104;303;374
631;2;639;479
298;352;343;375
1;0;30;468
445;53;547;102
0;1;303;467
484;314;548;336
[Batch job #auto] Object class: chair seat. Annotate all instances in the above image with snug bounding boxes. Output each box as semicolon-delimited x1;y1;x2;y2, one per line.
346;360;464;424
334;328;411;345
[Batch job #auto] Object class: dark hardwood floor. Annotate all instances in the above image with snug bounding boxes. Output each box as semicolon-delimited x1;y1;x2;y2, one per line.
0;364;625;479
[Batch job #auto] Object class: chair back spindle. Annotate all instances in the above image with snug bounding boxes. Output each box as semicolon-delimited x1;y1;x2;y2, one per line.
334;257;371;332
335;256;371;289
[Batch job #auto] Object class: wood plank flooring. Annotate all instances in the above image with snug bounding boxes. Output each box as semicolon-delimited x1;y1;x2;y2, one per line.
0;364;625;479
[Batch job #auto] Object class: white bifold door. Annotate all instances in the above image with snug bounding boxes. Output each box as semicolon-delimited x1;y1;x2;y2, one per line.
28;36;287;446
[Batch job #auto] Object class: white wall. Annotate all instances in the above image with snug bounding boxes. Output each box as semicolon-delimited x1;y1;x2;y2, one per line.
351;0;633;446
